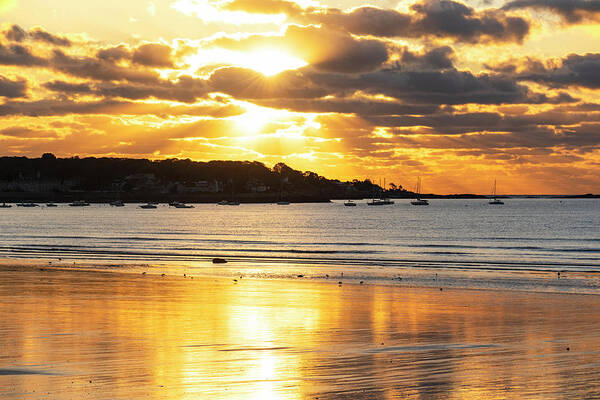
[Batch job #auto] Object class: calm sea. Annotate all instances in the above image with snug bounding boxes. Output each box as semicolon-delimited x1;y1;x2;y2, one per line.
0;199;598;273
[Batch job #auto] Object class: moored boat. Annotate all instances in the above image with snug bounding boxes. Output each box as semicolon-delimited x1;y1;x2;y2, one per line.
69;200;90;207
411;177;429;206
489;179;504;205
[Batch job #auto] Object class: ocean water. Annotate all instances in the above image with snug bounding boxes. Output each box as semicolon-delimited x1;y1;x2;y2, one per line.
0;199;598;271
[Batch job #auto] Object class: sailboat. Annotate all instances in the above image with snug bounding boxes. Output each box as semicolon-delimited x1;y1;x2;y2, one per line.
489;179;504;205
368;179;394;205
411;177;429;206
277;179;290;205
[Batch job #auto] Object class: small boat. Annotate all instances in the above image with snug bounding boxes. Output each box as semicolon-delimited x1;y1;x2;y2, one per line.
411;199;429;206
17;202;39;207
110;200;125;207
0;202;11;208
46;203;58;207
69;200;90;207
489;179;504;205
139;203;157;209
173;202;194;208
344;200;357;206
411;177;429;206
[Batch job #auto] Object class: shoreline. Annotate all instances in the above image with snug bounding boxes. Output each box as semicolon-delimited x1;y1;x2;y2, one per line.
2;256;599;296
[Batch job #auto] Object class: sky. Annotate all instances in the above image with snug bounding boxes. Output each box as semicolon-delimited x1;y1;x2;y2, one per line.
1;0;600;194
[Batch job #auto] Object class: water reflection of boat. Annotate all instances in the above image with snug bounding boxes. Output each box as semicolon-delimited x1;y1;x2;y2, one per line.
110;200;125;207
46;203;58;207
139;203;157;209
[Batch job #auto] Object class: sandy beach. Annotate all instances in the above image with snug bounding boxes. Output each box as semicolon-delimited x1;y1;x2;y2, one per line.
1;264;599;399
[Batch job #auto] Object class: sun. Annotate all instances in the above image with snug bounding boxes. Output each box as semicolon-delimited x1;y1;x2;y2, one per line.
242;48;308;77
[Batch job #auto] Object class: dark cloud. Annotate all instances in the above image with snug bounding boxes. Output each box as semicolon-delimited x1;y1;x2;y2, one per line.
503;0;600;23
306;67;547;105
0;127;58;138
4;25;27;42
0;98;243;118
0;75;27;98
43;80;94;94
489;53;600;88
50;49;160;84
306;1;529;44
132;43;174;68
29;27;72;47
408;0;529;43
208;67;327;99
97;45;131;62
367;109;600;136
3;24;71;46
311;7;413;37
0;43;48;66
44;75;209;103
399;46;455;70
255;97;441;116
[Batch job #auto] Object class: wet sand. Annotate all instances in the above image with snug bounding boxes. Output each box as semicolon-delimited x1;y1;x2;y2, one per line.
1;265;600;399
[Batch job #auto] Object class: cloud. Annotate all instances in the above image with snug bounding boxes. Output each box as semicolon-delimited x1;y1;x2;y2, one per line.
132;43;175;67
44;74;209;103
28;27;72;46
407;0;529;43
489;53;600;88
50;49;161;84
304;67;550;106
294;1;530;44
399;46;456;70
208;67;327;99
0;126;58;138
0;42;48;66
213;24;389;73
0;75;26;98
503;0;600;24
0;97;243;117
3;24;71;46
4;24;26;41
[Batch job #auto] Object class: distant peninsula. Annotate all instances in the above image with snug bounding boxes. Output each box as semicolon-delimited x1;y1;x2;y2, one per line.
0;154;581;203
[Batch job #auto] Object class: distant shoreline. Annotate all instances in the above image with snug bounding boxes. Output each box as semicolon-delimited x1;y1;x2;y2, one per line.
0;192;597;203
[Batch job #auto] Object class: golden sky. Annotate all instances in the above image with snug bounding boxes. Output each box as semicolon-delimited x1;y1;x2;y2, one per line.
1;0;600;194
